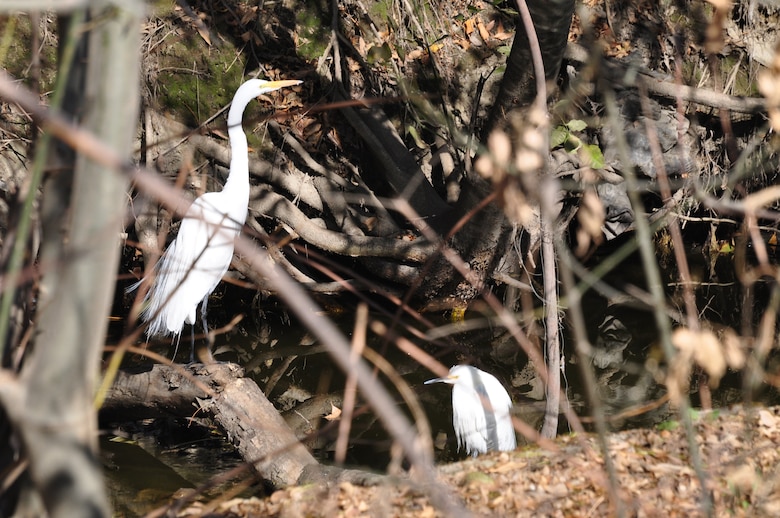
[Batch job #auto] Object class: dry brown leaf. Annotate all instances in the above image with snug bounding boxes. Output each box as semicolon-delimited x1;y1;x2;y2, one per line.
406;48;425;61
488;129;512;167
357;36;368;56
324;403;342;421
725;462;758;494
547;483;568;497
453;36;471;50
477;20;490;43
607;41;631;58
706;0;733;12
464;17;476;36
671;327;727;386
503;185;536;227
719;326;746;369
578;188;605;242
488;460;528;474
646;463;693;476
192;21;211;45
704;0;732;54
239;9;255;26
513;148;544;174
694;331;727;386
474;154;493;179
758;409;780;437
493;19;513;41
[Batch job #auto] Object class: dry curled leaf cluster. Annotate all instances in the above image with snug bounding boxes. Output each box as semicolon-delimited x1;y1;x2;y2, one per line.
176;405;780;517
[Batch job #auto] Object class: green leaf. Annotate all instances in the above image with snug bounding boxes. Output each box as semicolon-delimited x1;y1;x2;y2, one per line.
566;119;587;132
583;144;605;169
657;420;679;431
366;43;392;64
550;127;568;149
406;125;426;149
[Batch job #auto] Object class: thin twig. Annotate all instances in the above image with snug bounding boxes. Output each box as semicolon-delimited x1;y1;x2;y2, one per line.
335;303;368;464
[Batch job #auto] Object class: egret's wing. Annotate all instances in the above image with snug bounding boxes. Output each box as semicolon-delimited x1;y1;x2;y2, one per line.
451;385;489;456
483;375;516;452
177;195;239;295
140;193;239;336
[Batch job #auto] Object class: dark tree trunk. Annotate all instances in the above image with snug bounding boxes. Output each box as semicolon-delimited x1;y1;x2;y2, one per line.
419;0;576;305
420;176;512;305
484;0;576;136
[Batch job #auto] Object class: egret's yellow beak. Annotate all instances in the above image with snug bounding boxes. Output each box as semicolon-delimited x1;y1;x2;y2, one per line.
264;79;302;90
424;374;458;385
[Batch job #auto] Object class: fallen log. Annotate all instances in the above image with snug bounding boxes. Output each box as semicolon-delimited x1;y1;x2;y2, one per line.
101;363;317;488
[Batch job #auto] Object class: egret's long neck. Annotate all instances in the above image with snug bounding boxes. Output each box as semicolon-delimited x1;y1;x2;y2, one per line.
223;98;251;204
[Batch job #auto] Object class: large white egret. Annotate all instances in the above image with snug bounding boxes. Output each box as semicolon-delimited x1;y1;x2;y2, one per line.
133;78;301;351
425;365;516;457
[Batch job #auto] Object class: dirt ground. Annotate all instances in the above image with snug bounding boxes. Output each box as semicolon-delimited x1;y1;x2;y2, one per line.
173;404;780;517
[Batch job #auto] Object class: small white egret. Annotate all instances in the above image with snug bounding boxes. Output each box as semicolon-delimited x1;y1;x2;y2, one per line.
133;78;301;352
425;365;516;457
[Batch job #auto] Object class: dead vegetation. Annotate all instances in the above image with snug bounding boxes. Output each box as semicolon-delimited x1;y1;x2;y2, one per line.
173;405;780;517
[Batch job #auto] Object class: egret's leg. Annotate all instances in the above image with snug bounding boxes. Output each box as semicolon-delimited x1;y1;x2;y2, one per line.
200;296;209;337
194;295;211;363
172;332;182;363
189;322;195;363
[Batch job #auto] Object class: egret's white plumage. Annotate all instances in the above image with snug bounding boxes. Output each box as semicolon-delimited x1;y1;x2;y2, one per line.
425;365;516;457
135;78;301;340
